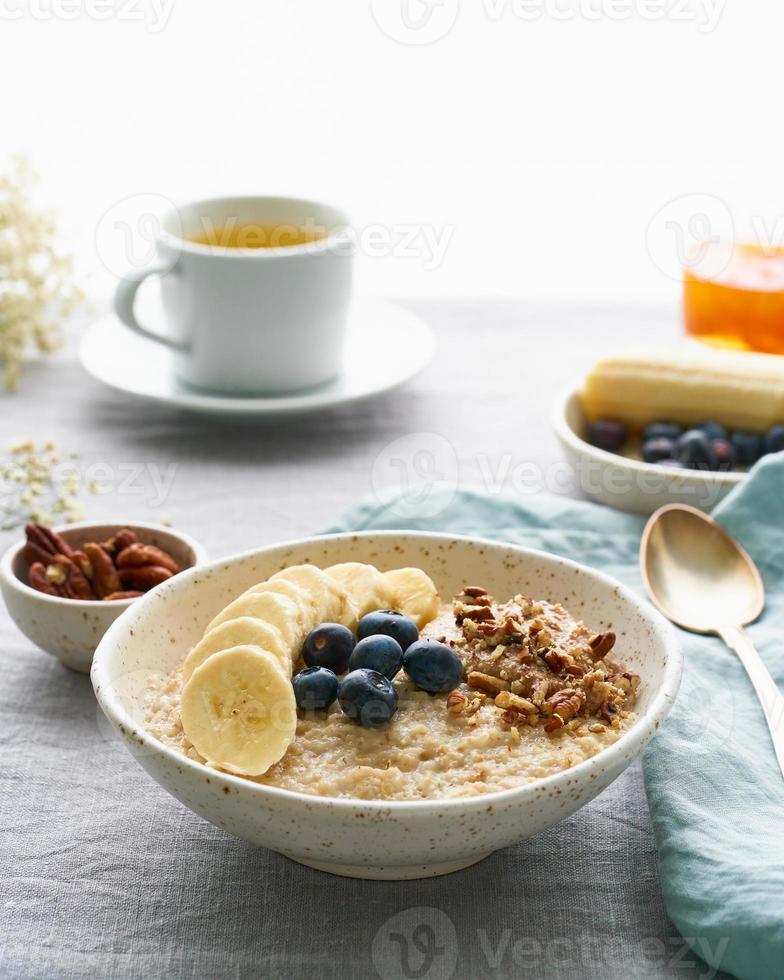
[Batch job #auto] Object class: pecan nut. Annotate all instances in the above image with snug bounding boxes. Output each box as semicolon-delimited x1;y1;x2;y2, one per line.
467;671;510;694
109;528;138;554
600;701;619;725
119;565;174;590
23;522;76;566
589;631;616;660
29;562;62;596
494;691;537;715
116;543;180;575
543;689;587;732
46;554;96;600
103;590;144;601
83;542;121;599
446;690;468;714
543;649;568;673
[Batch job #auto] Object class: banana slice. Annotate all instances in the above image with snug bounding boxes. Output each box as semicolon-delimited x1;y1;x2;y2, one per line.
181;645;296;777
325;562;389;618
240;579;320;634
206;591;306;650
271;564;358;629
182;617;290;683
382;568;440;628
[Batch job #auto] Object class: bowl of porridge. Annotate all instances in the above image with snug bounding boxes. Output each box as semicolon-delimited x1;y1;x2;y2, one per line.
91;532;681;880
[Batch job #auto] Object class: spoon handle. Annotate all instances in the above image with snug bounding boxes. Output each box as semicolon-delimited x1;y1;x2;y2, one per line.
719;625;784;778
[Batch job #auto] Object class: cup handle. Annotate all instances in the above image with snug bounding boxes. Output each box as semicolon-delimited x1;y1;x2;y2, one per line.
114;264;189;352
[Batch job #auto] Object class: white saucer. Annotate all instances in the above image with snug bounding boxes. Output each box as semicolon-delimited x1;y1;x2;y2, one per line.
79;300;435;417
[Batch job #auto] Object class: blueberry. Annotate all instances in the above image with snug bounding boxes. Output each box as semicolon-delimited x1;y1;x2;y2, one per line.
357;610;419;652
338;669;398;728
698;421;727;441
302;623;355;674
659;459;685;469
642;422;683;442
642;437;677;464
293;667;339;711
587;420;626;453
676;430;719;471
712;438;737;472
403;639;464;694
349;634;404;679
730;431;764;467
764;424;784;455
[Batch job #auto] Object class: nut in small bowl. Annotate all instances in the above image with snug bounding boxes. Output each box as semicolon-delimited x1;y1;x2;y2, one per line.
0;521;208;673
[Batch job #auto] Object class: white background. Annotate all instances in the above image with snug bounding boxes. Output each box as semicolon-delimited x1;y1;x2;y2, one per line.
2;0;782;307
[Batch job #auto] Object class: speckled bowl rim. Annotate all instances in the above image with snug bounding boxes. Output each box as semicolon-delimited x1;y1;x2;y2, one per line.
92;530;683;814
0;520;209;610
553;388;746;487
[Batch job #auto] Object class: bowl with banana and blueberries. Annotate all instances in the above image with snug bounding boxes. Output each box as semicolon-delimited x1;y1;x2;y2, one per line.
92;532;680;879
554;347;784;514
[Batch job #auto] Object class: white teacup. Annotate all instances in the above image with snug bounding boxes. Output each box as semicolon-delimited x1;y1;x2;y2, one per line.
114;196;354;396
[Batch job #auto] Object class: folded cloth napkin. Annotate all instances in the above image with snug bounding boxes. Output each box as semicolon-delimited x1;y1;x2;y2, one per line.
325;453;784;980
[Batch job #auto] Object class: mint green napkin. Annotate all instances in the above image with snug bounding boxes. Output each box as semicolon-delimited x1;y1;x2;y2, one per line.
326;454;784;980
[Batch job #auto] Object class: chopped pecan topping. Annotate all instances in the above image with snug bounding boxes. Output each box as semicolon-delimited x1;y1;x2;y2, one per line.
494;691;537;715
531;678;553;705
446;691;468;714
589;631;616;660
461;604;494;622
464;696;485;716
607;671;640;696
442;587;638;737
600;701;619;725
501;614;525;637
543;689;587;733
474;621;500;635
543;649;568;673
461;586;489;599
467;671;510;694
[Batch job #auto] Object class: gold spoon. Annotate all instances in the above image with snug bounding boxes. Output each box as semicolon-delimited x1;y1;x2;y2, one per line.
641;503;784;778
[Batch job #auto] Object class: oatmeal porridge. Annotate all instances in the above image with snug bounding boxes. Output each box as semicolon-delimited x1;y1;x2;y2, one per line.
145;562;639;801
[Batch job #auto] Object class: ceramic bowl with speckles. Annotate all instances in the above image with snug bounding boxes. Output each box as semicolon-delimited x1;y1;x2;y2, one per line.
554;389;742;515
91;531;681;880
0;522;208;673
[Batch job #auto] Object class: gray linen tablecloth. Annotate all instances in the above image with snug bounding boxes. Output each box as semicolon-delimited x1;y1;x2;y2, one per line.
0;302;730;980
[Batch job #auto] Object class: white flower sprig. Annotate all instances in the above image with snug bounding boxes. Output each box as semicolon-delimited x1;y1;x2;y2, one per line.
0;440;87;531
0;158;81;390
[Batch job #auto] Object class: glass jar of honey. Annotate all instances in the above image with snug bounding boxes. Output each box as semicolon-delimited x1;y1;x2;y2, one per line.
684;242;784;354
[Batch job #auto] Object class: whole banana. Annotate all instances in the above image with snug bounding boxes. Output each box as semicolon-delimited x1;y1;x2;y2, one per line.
582;349;784;431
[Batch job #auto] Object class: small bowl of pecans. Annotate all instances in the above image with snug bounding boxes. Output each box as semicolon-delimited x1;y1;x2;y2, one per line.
0;521;207;673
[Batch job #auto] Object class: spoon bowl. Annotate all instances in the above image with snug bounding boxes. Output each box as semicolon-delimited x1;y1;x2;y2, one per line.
641;503;784;778
640;504;764;634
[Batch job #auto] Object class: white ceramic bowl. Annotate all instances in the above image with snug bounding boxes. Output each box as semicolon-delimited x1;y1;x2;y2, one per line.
92;531;681;880
553;389;744;515
0;522;208;673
